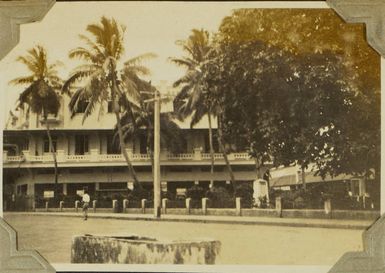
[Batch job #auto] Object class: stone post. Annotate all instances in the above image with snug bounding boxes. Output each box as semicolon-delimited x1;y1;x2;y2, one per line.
90;148;99;162
32;201;36;211
92;200;97;213
45;201;49;212
59;201;64;212
123;199;128;213
235;197;241;216
202;198;208;215
141;199;147;214
162;198;168;214
56;149;66;163
112;199;118;213
275;197;282;218
186;198;191;214
193;147;202;160
75;200;80;212
324;198;332;218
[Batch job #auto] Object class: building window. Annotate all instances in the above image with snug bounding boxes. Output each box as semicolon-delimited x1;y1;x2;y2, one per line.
108;101;113;113
43;136;57;153
107;134;120;154
75;135;89;155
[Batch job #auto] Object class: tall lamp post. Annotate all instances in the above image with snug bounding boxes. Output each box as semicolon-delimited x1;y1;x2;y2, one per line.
142;90;162;218
153;90;161;218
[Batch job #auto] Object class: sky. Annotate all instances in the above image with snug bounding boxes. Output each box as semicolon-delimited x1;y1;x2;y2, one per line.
0;1;329;120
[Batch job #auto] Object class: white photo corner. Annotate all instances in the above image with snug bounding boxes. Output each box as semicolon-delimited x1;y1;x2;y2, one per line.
0;0;384;273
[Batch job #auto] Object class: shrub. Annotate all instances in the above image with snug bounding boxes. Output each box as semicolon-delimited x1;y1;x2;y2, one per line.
234;183;254;208
186;185;205;201
128;187;149;201
206;186;234;208
161;190;176;200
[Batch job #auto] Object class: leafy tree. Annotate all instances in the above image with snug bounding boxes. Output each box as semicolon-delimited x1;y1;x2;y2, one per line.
214;9;380;187
10;45;62;200
202;40;294;183
63;17;156;189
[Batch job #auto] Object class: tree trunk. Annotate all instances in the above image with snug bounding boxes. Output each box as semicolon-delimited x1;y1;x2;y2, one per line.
207;111;215;188
301;165;306;190
216;115;235;191
45;116;59;202
110;64;141;189
146;127;154;173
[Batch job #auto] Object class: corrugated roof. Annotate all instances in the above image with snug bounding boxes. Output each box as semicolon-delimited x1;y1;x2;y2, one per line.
270;171;354;188
270;174;297;187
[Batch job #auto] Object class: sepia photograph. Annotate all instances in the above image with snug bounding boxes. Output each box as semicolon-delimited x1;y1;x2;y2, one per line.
0;0;381;269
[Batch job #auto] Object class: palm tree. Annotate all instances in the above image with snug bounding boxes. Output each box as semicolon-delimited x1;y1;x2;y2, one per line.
170;29;235;189
63;16;155;189
10;45;62;201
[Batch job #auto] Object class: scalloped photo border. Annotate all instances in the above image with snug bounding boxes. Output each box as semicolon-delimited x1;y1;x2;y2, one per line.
0;1;384;273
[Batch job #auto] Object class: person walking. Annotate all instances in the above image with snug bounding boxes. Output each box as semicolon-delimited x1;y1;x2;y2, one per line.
82;190;90;220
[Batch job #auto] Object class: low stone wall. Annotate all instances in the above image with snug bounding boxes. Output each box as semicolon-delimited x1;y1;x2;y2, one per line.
281;209;328;219
241;208;278;217
206;209;236;217
71;235;221;264
165;208;187;215
332;210;380;221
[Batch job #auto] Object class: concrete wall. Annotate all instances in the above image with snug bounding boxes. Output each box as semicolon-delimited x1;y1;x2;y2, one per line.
71;235;221;264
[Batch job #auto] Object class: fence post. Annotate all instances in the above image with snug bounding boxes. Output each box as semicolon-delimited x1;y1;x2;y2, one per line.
45;201;49;212
162;198;168;215
141;199;147;214
75;200;80;212
275;197;282;218
324;198;332;218
202;198;208;215
92;200;97;213
32;201;36;211
123;199;128;213
235;197;241;216
185;198;191;214
59;201;64;212
112;199;118;213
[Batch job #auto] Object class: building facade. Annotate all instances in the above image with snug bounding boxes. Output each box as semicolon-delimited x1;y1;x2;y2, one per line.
3;94;259;203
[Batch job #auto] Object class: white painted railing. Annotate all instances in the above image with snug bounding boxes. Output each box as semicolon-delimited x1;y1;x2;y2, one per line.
233;152;250;159
167;153;194;160
202;153;223;159
4;152;253;164
98;154;123;161
132;154;151;160
7;155;24;162
67;154;91;161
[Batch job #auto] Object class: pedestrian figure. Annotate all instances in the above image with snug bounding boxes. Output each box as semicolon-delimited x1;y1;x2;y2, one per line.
82;191;90;220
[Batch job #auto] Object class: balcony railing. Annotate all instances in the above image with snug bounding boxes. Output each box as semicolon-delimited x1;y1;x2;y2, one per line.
3;150;251;165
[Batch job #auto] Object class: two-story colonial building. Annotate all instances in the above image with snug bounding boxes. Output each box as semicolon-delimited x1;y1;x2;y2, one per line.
3;92;259;204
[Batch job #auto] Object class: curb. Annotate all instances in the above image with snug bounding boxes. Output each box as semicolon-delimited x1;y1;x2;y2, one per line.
5;212;371;230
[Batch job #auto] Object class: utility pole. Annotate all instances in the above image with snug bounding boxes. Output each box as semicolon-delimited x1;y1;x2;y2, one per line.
140;90;161;218
153;90;161;218
142;89;171;219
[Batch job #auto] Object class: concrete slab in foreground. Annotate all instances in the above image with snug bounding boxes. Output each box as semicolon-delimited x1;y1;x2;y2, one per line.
71;234;221;264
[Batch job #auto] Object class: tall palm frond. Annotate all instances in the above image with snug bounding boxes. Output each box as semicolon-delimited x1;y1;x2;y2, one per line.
10;45;62;200
64;16;156;188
